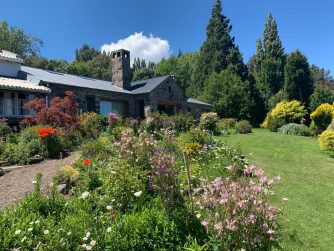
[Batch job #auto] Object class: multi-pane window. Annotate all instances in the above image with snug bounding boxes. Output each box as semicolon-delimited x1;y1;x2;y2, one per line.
0;92;4;115
18;93;30;116
6;93;16;116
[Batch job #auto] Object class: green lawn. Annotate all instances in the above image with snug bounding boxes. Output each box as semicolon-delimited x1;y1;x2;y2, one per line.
220;129;334;250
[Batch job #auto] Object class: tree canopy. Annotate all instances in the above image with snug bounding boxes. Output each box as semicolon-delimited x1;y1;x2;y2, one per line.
0;21;43;58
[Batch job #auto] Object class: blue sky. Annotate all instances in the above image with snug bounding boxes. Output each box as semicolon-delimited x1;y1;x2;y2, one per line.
1;0;333;73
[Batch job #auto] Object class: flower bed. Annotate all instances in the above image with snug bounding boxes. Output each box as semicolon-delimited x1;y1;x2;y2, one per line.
0;114;281;250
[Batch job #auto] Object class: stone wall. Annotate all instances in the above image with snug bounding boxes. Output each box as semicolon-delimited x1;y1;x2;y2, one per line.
46;83;136;116
149;76;187;112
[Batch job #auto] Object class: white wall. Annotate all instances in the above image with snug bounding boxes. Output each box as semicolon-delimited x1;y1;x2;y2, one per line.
0;61;20;77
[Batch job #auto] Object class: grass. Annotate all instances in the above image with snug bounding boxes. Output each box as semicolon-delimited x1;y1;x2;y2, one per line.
220;129;334;250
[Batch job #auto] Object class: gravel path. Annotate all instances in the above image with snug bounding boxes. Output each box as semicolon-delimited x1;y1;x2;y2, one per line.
0;152;79;210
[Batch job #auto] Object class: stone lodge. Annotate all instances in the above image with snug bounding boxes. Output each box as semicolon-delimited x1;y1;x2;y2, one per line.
0;49;212;124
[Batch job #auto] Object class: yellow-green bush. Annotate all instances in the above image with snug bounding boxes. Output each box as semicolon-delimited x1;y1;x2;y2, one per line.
54;165;80;185
261;100;307;131
78;112;108;138
318;130;334;157
310;103;334;134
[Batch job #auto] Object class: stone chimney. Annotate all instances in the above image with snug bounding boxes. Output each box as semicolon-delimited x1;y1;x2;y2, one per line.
111;49;131;90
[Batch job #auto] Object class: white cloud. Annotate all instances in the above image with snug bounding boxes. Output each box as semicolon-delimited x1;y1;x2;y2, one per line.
101;32;171;64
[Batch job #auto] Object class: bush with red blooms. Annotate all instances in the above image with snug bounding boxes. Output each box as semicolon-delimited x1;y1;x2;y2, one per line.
36;127;62;158
23;91;79;130
37;128;58;138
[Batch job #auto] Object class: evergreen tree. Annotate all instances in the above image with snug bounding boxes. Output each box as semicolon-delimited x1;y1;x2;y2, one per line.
254;15;285;107
309;84;334;111
192;0;245;97
203;69;254;119
284;50;313;104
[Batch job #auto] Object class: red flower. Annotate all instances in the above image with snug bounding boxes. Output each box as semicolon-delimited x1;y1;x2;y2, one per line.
37;127;58;138
83;159;91;165
61;132;65;137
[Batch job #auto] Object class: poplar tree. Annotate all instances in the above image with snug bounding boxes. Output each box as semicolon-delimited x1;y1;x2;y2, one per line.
254;14;285;106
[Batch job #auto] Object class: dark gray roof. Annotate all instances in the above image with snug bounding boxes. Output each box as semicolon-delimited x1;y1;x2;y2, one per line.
187;98;212;107
20;66;170;95
130;76;170;94
20;66;132;94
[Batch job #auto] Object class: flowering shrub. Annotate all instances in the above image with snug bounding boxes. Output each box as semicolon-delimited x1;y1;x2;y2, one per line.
318;130;334;157
108;112;119;127
23;91;79;130
78;112;108;139
36;127;63;158
262;100;307;131
194;166;280;250
310;103;334;135
199;112;219;132
0;118;12;139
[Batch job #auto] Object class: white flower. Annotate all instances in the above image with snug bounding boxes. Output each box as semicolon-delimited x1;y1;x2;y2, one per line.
81;191;90;199
60;238;64;242
35;220;40;224
282;197;289;201
134;191;142;197
83;237;88;241
196;213;201;219
86;232;91;238
111;199;115;202
67;232;72;236
44;230;49;235
15;230;21;235
29;221;34;225
32;180;37;184
90;240;96;246
82;244;87;248
21;236;27;242
85;245;92;250
107;227;112;233
28;227;33;232
106;205;112;210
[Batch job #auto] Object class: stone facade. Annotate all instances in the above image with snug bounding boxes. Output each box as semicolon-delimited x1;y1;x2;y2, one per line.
111;49;131;90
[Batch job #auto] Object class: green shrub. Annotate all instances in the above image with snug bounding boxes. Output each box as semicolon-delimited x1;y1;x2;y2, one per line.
80;134;114;159
217;118;236;134
318;130;334;157
310;103;333;135
199;112;219;132
178;128;211;147
266;115;286;132
0;119;12;140
278;123;310;136
172;113;194;134
78;112;108;138
235;120;252;134
54;165;80;185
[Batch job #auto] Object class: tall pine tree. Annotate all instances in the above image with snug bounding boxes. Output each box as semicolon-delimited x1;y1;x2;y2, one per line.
191;0;245;97
254;14;285;107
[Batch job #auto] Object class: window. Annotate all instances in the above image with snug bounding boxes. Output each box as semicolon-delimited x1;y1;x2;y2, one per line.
18;93;30;116
100;100;127;117
6;93;16;116
0;92;3;115
168;86;172;93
